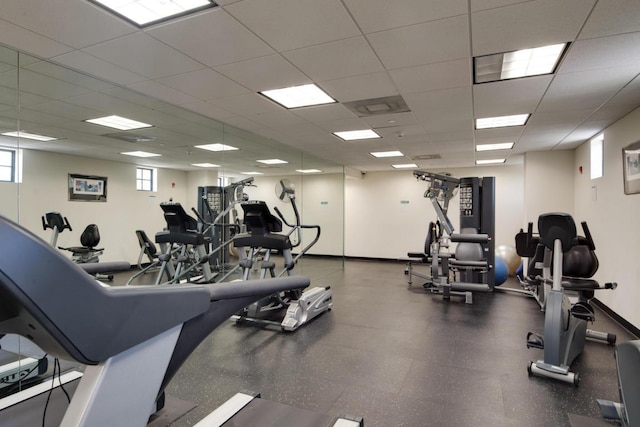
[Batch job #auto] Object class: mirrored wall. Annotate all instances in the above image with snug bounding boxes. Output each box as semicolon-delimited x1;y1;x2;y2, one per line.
0;44;345;394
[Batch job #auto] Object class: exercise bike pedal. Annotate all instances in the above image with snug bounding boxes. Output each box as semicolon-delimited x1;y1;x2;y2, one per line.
570;302;595;322
526;332;544;349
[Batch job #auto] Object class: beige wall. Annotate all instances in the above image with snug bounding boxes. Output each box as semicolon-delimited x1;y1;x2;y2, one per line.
574;106;640;329
524;150;575;224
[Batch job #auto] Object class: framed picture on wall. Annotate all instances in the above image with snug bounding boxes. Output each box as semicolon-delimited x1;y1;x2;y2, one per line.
622;141;640;195
68;173;108;202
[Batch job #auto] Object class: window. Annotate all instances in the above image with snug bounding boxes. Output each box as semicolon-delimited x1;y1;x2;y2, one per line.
0;149;15;182
136;167;156;191
590;134;604;179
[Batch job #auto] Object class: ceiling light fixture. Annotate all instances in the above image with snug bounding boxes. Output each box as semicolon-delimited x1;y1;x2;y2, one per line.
121;151;161;158
257;159;288;165
1;131;58;141
241;171;264;175
370;151;404;158
260;84;336;109
296;169;322;174
333;129;381;141
476;159;505;165
474;43;568;83
191;163;220;168
392;163;418;169
85;115;152;131
475;114;529;130
90;0;217;27
195;143;239;152
476;142;514;152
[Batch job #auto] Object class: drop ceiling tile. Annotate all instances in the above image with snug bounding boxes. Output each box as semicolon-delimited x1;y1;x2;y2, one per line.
157;69;250;101
471;0;596;56
403;87;472;115
579;0;640;39
344;0;467;33
313;117;371;132
471;0;537;12
367;16;470;69
473;75;553;117
527;109;593;126
473;127;523;144
126;80;200;106
51;51;147;86
147;8;274;67
225;0;360;51
283;37;384;81
292;104;357;122
214;54;309;92
537;66;639;112
0;0;136;49
560;33;640;73
246;110;309;128
208;93;283;115
182;101;237;120
361;112;419;128
19;69;93;101
390;59;470;94
320;72;399;103
83;33;205;79
0;19;73;59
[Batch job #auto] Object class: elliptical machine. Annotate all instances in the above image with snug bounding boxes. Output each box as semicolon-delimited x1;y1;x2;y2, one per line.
231;179;333;331
526;213;617;385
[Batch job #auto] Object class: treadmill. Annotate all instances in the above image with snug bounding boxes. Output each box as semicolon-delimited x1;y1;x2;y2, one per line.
0;214;362;426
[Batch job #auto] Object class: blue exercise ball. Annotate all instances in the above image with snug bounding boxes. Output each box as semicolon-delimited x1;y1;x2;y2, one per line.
495;257;509;286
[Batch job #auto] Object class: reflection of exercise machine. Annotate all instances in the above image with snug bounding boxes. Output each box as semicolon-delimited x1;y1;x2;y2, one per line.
526;213;617;385
151;201;215;285
0;214;361;426
231;180;333;331
407;171;495;304
42;212;129;281
197;177;255;271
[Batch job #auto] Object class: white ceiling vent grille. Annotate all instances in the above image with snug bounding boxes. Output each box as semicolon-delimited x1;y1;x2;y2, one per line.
343;95;410;117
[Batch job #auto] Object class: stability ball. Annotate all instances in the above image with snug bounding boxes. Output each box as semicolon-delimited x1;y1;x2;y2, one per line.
495;244;521;276
495;257;509;286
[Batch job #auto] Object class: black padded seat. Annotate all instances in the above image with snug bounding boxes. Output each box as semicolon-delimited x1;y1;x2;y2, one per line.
234;233;292;251
155;230;206;246
561;277;600;291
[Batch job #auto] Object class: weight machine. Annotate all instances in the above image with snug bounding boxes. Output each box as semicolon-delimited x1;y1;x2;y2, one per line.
407;170;496;303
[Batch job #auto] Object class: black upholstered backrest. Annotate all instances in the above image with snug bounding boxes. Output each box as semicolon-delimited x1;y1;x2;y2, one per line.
160;202;199;233
241;201;283;234
136;230;157;257
80;224;100;248
538;213;577;252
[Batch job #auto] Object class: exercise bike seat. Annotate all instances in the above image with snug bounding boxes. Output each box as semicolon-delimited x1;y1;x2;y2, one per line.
60;224;104;254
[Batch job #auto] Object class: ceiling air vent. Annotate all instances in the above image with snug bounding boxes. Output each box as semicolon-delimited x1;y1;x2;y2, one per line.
104;133;157;143
343;95;410;117
413;154;441;160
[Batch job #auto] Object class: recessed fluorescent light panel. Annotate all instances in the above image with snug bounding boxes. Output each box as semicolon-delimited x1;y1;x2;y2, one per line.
90;0;217;27
476;159;505;165
85;115;152;131
475;114;529;130
476;142;514;152
474;43;568;83
195;143;239;152
392;163;418;169
257;159;288;165
191;163;220;168
333;130;381;141
121;151;161;158
296;169;322;174
242;171;264;175
371;151;404;158
260;84;335;109
1;131;58;141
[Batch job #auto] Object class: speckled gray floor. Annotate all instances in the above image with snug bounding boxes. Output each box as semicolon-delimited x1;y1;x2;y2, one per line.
118;258;636;427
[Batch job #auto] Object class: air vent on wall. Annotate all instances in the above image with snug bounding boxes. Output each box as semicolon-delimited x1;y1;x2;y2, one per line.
343;95;410;117
104;133;157;143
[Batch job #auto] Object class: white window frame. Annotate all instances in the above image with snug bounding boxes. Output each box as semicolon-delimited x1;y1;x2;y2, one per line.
136;167;157;192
